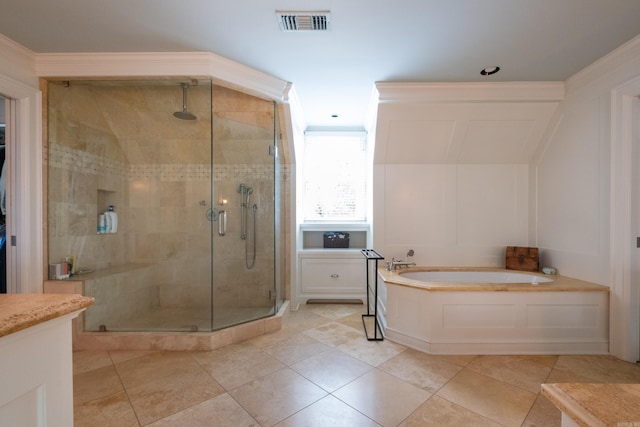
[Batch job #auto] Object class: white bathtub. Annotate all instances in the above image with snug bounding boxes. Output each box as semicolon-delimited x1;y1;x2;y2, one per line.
400;270;552;285
378;268;609;355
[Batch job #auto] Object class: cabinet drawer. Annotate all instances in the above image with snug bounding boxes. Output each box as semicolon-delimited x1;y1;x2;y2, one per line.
300;258;364;292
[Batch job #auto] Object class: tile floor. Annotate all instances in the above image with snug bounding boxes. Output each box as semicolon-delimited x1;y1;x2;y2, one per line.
73;303;640;426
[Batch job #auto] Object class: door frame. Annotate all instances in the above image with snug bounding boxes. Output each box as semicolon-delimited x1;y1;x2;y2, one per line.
0;74;43;294
610;75;640;362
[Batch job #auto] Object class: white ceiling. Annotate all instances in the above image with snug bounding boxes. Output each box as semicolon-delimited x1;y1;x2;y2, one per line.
1;1;639;129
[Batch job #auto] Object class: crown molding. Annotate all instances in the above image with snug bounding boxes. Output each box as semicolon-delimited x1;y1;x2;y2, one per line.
566;34;640;94
375;81;565;103
0;33;38;87
35;51;291;102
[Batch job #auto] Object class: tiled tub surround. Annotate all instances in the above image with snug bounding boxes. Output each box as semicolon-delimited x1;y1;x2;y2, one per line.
378;268;609;355
47;81;282;334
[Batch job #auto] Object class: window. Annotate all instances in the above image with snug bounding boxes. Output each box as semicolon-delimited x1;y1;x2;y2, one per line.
302;132;368;221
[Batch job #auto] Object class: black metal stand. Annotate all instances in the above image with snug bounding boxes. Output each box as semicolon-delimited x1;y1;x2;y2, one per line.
361;249;384;341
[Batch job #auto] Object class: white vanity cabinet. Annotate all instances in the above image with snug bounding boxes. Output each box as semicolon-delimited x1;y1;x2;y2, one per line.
0;294;93;427
298;251;366;304
294;225;371;308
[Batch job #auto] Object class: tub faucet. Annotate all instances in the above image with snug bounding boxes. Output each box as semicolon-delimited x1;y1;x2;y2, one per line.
386;257;416;271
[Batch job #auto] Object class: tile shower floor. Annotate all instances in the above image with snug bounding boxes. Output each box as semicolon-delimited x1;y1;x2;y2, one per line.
73;303;640;427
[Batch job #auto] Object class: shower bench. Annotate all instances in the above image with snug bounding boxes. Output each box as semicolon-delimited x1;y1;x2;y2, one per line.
44;262;153;331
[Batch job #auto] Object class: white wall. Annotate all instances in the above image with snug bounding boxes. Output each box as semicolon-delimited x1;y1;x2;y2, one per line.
535;35;640;286
373;83;563;266
376;163;530;266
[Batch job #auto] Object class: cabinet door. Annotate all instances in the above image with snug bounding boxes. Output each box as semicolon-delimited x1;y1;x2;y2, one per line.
300;258;365;294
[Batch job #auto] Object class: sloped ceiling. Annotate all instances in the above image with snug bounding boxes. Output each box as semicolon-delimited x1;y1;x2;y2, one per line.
374;82;564;164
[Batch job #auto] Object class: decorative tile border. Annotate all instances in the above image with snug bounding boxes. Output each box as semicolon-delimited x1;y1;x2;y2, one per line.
49;143;288;181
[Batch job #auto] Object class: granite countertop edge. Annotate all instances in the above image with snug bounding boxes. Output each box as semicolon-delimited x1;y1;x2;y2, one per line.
0;294;95;338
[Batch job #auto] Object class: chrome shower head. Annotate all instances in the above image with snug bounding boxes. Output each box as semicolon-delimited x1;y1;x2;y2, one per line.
173;83;197;120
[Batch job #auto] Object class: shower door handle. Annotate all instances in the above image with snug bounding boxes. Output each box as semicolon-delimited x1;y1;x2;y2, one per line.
218;210;227;236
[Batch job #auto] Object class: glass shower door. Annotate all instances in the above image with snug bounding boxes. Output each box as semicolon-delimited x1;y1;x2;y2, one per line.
47;79;215;332
211;85;277;329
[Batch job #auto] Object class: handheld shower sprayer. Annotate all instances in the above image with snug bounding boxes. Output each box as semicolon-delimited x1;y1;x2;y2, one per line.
238;183;257;269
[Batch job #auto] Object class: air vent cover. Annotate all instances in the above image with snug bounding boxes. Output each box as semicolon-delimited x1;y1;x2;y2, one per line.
276;10;331;32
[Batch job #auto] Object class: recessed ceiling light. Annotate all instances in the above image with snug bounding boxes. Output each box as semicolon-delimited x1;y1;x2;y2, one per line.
480;66;500;76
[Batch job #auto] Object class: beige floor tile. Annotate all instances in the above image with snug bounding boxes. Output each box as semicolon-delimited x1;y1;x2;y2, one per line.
553;355;640;383
127;368;224;425
263;333;332;366
74;391;139;427
306;303;365;320
249;325;302;348
74;365;124;405
72;304;640;427
275;394;381;427
333;369;431;427
545;367;594;383
73;350;114;375
304;321;364;347
337;336;406;366
399;395;502;427
336;311;369;332
520;393;562;427
465;355;553;394
282;308;333;331
378;348;463;393
518;354;559;368
437;369;537;427
291;348;373;392
109;350;160;364
147;393;257;427
115;351;202;389
193;342;285;390
230;368;327;426
427;354;478;368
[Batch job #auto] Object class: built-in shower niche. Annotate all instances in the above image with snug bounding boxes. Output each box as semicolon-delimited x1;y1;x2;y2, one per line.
97;189;117;234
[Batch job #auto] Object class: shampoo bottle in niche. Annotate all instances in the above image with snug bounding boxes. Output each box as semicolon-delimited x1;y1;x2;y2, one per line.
98;214;106;234
105;205;118;233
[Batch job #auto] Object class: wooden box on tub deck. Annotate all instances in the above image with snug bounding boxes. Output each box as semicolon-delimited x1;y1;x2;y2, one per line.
505;246;539;272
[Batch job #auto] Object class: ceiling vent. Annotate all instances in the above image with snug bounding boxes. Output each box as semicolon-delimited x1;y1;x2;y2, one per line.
276;10;331;32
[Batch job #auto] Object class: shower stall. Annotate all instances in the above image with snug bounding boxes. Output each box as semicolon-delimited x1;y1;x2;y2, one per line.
46;78;285;332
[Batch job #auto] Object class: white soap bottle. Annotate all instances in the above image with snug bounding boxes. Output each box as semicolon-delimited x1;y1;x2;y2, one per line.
106;205;118;233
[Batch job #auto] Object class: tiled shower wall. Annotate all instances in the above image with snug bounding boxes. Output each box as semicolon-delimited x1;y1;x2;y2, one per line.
47;81;282;328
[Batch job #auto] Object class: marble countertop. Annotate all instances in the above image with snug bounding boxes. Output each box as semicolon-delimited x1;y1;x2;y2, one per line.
378;267;609;292
542;383;640;427
0;294;94;338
